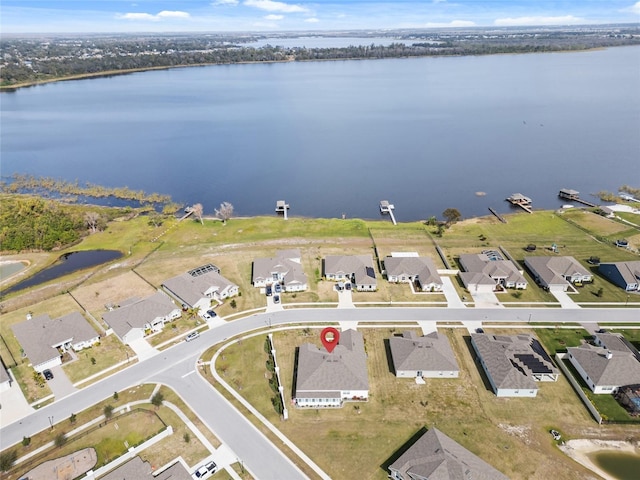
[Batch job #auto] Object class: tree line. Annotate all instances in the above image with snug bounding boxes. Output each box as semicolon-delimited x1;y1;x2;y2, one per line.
2;29;639;87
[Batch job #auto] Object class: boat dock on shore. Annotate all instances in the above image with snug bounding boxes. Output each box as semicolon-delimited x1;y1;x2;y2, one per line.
506;193;533;213
558;188;598;207
275;200;290;220
379;200;397;225
488;207;507;223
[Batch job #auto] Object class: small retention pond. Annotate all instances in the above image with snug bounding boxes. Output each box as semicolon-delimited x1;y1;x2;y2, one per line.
0;261;28;281
589;450;640;480
1;250;122;296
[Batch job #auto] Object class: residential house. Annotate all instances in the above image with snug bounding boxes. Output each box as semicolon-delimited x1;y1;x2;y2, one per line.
162;265;239;313
471;333;559;397
294;329;369;407
388;427;509;480
0;359;12;392
524;256;593;291
567;332;640;394
324;255;377;291
100;456;191;480
599;261;640;292
252;249;308;292
388;331;459;378
383;254;443;292
103;291;181;344
459;252;528;292
12;312;100;373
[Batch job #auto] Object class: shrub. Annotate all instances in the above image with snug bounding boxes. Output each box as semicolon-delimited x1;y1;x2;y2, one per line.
54;433;67;448
22;436;31;447
0;450;17;472
151;392;164;407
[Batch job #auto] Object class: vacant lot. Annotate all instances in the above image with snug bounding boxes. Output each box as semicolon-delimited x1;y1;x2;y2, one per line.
216;326;623;480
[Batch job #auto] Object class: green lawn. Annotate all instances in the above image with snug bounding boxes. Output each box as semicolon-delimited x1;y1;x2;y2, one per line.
215;327;602;480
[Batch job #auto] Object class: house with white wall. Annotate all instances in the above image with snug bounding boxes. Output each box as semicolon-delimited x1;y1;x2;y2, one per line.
103;291;181;344
524;256;592;291
388;331;459;378
383;254;443;292
567;332;640;394
459;252;527;292
12;312;100;373
163;265;239;313
294;329;369;407
324;255;377;291
252;249;308;292
471;333;558;397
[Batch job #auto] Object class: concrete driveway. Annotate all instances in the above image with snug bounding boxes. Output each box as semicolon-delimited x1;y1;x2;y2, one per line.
551;290;581;309
441;277;465;308
47;365;77;399
128;338;159;361
0;379;33;426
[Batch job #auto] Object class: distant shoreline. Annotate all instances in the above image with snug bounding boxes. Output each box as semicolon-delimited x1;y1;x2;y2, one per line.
0;46;611;91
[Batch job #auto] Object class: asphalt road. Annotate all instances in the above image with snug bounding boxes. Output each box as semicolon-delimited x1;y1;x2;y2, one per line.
1;306;639;477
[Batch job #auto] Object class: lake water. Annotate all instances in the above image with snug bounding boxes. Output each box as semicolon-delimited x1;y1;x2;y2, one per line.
1;46;639;222
0;250;122;295
589;450;640;480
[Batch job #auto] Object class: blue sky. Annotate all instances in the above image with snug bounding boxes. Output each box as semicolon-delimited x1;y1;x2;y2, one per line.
2;1;639;34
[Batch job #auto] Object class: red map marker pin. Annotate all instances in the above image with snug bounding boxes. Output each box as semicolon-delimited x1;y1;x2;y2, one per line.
321;327;340;353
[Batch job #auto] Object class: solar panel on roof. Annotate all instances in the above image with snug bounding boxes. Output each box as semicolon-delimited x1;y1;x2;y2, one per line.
514;353;553;374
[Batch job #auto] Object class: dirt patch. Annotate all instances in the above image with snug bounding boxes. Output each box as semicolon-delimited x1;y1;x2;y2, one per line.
559;439;640;480
23;447;97;480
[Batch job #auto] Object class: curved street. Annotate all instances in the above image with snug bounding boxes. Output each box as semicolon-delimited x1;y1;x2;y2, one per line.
1;306;639;478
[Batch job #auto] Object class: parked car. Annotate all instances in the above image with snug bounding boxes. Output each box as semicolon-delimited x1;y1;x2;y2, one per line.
274;294;280;304
194;465;209;478
550;429;561;441
205;461;217;473
345;282;352;290
266;285;272;296
43;369;54;380
274;283;282;293
201;311;211;320
475;328;485;334
185;332;200;342
206;309;217;318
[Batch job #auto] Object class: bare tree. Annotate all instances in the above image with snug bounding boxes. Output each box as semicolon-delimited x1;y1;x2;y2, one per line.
215;202;234;225
84;212;100;233
191;203;204;225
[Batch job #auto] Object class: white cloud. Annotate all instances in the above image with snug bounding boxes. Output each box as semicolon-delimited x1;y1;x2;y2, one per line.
212;0;239;5
625;2;640;14
494;15;585;26
264;14;284;20
425;20;476;28
119;12;159;21
119;10;190;21
305;17;319;23
244;0;308;13
157;11;190;19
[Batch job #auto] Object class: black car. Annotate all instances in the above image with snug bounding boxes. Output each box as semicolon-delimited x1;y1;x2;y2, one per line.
43;369;54;380
266;285;272;296
206;310;217;318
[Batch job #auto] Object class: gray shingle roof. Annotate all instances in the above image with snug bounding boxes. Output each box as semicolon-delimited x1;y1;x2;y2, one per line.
252;250;307;287
568;344;640;387
162;270;237;306
471;334;557;392
12;312;99;367
600;261;640;286
102;291;178;339
384;256;443;286
295;329;369;394
459;254;526;287
389;331;459;374
525;256;590;287
324;255;377;287
389;427;509;480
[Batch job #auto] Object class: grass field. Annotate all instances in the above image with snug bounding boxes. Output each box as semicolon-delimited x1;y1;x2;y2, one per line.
0;383;216;479
215;326;629;480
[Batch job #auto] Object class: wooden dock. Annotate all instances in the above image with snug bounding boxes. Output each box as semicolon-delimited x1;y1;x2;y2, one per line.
488;207;507;223
558;188;597;207
275;200;290;220
379;200;397;225
506;193;533;213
